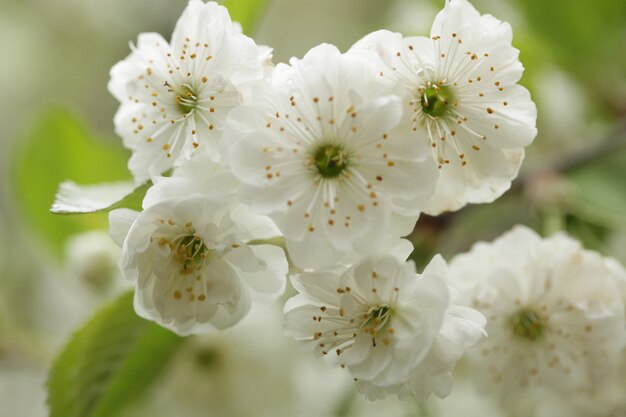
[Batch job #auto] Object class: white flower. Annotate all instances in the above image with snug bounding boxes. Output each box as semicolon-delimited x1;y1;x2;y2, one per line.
225;44;437;269
354;256;486;400
109;0;272;182
350;0;537;215
448;226;626;401
109;194;288;336
65;230;121;293
284;252;485;400
121;303;352;417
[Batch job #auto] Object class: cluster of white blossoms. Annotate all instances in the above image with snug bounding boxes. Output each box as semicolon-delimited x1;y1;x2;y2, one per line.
45;0;608;404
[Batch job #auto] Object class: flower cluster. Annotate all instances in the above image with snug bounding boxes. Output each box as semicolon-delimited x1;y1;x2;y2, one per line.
100;0;538;400
64;0;626;404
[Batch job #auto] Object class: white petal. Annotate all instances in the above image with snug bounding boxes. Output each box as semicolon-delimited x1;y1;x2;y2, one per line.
51;180;140;214
283;303;340;340
229;205;282;240
430;0;481;39
289;269;343;306
108;208;139;247
232;244;288;298
142;155;239;208
170;1;232;50
459;85;537;149
423;146;524;215
285;235;350;270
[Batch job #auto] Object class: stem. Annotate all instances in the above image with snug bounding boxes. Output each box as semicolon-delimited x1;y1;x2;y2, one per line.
542;206;565;236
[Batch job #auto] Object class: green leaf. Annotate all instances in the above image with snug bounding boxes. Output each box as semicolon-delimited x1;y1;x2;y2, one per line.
510;0;626;109
47;291;182;417
11;107;132;257
221;0;269;33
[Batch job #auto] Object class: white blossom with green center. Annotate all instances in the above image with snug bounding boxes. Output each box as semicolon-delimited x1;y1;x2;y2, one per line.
350;0;537;215
284;253;485;400
109;193;287;336
224;44;438;269
448;226;626;404
109;0;272;183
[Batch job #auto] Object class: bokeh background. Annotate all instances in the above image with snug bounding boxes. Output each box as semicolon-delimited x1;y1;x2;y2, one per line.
1;0;625;416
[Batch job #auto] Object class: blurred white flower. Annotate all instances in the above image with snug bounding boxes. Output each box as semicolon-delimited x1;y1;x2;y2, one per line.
65;230;123;294
109;195;287;336
449;225;626;405
526;351;626;417
225;43;437;269
284;253;485;400
342;394;427;417
109;0;272;182
430;376;507;417
350;0;537;215
119;303;352;417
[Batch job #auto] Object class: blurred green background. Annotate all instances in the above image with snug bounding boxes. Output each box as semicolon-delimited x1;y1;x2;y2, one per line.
1;0;625;416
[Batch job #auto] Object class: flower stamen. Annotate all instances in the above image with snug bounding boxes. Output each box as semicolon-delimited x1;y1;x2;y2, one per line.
420;84;454;118
313;144;349;178
510;308;545;341
172;234;209;273
361;305;394;346
173;84;200;115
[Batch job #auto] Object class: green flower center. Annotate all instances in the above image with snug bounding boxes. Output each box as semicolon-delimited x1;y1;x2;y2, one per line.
172;83;198;115
420;85;454;118
368;305;392;324
361;305;394;346
173;234;209;273
510;308;545;341
313;144;348;178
